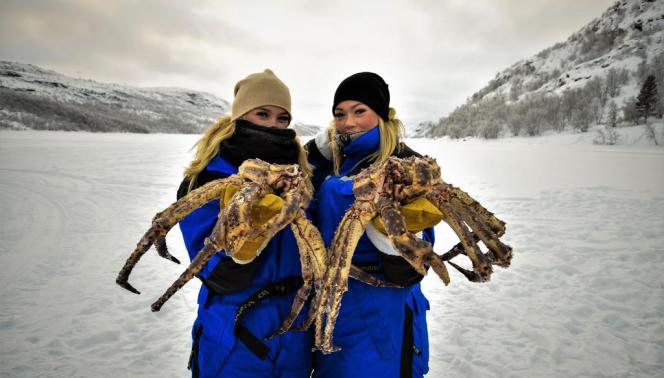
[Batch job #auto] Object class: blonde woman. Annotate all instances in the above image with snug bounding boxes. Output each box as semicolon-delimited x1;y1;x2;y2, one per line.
177;69;312;377
305;72;433;378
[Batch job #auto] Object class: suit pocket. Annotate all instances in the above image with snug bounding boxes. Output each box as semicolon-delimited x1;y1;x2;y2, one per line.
410;292;430;377
188;322;203;377
194;305;237;377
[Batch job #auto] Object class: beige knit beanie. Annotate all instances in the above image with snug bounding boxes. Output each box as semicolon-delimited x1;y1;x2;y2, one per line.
230;69;292;121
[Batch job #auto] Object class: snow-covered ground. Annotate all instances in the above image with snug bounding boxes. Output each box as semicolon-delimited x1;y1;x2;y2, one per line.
0;128;662;377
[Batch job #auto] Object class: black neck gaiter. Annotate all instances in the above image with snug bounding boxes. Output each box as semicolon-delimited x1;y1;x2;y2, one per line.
219;119;300;167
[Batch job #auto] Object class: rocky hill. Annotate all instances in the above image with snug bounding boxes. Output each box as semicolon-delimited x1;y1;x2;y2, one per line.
0;61;230;133
413;0;664;138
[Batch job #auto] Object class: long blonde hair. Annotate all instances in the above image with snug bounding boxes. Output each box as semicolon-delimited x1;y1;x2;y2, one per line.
183;115;311;193
330;107;404;175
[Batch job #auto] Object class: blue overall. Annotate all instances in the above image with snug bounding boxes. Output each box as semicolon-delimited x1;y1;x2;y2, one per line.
311;128;432;378
179;155;312;378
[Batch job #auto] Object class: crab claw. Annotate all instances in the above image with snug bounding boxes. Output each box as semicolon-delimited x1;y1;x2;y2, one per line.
151;301;163;312
314;343;341;355
155;236;181;264
116;279;141;295
159;252;181;264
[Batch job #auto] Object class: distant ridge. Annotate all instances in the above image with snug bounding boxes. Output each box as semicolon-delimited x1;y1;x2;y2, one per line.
0;61;232;133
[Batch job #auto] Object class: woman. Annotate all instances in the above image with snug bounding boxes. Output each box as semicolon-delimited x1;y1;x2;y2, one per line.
306;72;433;378
177;69;312;377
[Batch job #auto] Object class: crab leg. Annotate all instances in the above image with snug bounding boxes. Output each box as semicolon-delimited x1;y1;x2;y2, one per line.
293;268;399;333
426;254;451;285
297;203;353;346
152;200;229;311
448;185;506;236
428;196;493;282
316;202;375;353
116;176;241;294
149;189;234;311
266;214;321;339
439;239;470;261
292;246;398;335
150;237;222;312
373;195;451;285
375;195;431;276
290;214;327;280
117;228;162;294
348;266;401;288
448;197;513;268
154;236;181;264
243;189;308;247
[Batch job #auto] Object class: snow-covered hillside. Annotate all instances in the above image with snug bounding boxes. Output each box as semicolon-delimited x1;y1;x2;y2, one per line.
0;129;662;377
413;0;664;138
484;0;663;100
0;61;230;133
291;122;323;137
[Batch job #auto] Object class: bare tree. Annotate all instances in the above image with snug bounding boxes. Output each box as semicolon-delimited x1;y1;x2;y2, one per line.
509;79;522;102
607;101;618;128
590;98;602;124
585;76;606;106
604;68;622;98
571;104;593;132
622;97;640;125
478;119;501;139
594;101;620;147
644;119;659;146
560;88;579;127
524;108;546;136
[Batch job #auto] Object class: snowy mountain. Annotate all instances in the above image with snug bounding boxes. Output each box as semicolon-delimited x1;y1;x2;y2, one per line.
0;61;230;133
414;0;664;138
291;122;322;136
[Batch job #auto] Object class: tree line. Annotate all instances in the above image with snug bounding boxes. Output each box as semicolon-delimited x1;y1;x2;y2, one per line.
426;52;663;139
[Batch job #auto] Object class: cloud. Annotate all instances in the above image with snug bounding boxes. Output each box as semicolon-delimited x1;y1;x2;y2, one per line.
0;0;617;125
0;1;262;89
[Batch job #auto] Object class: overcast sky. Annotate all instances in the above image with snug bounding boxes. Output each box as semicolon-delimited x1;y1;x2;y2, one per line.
0;0;617;126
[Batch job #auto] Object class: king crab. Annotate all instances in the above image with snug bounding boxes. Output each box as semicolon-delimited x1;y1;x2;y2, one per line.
301;155;513;353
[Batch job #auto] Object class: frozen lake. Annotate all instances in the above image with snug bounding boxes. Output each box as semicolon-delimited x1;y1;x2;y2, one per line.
0;129;662;377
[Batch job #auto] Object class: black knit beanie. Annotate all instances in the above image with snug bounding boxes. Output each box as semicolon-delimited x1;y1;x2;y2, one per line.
333;72;390;121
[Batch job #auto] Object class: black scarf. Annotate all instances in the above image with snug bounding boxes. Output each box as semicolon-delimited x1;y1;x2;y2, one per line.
219;120;300;167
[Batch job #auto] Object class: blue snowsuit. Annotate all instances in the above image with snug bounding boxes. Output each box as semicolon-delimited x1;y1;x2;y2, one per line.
307;128;432;378
179;155;312;378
